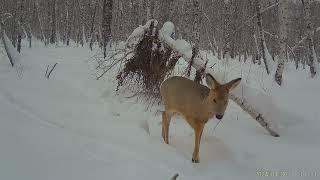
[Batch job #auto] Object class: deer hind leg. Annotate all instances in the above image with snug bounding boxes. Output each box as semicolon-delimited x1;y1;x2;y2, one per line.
192;122;205;163
162;111;172;144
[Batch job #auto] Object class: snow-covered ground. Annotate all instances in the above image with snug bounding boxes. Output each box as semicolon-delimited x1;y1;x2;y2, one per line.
1;42;320;180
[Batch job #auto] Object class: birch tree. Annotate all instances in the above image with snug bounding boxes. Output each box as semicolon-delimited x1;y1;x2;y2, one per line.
1;16;15;66
275;0;288;86
302;0;318;78
255;0;269;73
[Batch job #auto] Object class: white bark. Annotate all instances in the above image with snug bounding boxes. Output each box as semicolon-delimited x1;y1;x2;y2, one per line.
302;0;318;78
274;0;288;86
255;0;271;74
1;27;16;66
253;34;261;64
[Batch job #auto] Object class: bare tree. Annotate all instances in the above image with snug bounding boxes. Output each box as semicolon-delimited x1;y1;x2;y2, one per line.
17;0;24;53
102;0;113;58
50;0;57;44
1;18;14;66
222;0;232;60
35;0;46;44
0;0;319;76
89;1;97;50
192;0;204;83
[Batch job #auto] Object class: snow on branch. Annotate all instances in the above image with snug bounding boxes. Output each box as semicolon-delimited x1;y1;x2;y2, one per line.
125;19;158;48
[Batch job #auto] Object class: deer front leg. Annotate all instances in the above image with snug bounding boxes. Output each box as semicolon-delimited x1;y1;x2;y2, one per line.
162;111;171;144
192;122;205;163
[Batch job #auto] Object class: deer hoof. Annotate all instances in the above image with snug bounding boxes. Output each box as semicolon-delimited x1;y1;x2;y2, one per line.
192;158;199;163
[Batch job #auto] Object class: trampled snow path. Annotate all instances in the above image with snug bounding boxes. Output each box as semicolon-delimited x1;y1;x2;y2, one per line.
1;44;320;180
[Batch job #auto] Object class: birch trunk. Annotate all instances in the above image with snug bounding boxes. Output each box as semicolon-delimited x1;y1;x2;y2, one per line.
302;0;318;78
255;0;270;74
156;22;279;137
1;24;14;66
274;0;288;86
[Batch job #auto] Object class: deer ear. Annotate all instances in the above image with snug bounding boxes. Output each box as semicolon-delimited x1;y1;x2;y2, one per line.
206;73;219;89
226;78;241;91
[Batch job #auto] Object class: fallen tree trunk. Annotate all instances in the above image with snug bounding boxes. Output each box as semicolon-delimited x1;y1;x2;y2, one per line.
157;21;279;137
1;23;14;67
121;20;280;137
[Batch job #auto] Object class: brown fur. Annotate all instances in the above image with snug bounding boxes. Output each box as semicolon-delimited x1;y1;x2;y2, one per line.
160;74;241;163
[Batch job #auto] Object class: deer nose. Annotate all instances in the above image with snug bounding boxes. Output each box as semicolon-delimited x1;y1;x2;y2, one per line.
216;114;224;119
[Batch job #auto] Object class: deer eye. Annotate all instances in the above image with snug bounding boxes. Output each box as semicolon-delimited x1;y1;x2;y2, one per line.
213;99;217;104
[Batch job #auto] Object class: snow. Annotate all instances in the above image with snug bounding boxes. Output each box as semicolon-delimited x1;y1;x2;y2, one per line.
125;19;158;48
160;21;175;38
174;39;193;60
1;41;320;180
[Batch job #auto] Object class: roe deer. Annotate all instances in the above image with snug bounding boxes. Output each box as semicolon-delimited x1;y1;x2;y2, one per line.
160;73;241;163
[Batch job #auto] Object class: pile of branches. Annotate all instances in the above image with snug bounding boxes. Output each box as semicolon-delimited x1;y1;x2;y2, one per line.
96;20;203;104
114;21;180;102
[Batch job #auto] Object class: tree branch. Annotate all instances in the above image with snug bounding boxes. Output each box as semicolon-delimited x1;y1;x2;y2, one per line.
292;26;320;51
47;62;58;79
233;2;279;34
